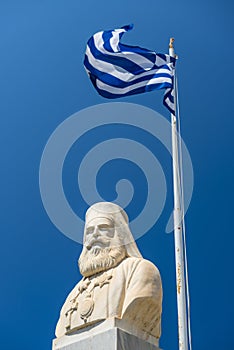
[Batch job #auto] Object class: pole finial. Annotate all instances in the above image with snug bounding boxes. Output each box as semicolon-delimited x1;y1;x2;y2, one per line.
169;37;175;49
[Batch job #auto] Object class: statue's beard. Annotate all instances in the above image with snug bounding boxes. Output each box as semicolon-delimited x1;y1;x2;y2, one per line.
78;245;127;277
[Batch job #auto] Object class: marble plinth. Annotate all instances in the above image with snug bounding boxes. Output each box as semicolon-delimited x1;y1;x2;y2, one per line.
53;318;161;350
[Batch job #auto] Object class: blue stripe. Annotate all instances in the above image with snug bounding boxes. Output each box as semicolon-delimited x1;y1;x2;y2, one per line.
102;30;114;52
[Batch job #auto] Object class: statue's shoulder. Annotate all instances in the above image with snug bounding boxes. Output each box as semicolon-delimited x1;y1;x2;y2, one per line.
120;257;162;312
119;256;161;280
121;256;159;270
118;256;141;271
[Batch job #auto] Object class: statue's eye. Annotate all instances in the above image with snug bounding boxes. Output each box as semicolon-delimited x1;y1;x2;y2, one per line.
86;227;94;235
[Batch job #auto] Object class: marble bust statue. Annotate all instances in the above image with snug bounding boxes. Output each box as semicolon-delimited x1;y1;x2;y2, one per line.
55;202;162;342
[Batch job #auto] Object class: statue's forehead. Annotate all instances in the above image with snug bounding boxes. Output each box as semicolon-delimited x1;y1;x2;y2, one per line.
86;217;114;227
85;202;129;225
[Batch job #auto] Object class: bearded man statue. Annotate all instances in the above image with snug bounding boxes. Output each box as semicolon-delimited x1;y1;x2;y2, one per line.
55;202;162;345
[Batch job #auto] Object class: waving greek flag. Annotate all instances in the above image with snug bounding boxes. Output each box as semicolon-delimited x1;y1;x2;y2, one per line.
84;24;176;114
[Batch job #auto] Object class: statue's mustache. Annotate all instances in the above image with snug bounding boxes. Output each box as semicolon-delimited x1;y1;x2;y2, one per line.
86;238;110;250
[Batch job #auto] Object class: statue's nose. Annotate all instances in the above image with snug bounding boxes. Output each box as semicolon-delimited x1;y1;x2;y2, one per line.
93;226;100;237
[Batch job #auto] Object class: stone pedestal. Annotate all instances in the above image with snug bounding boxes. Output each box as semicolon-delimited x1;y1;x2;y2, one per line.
53;318;161;350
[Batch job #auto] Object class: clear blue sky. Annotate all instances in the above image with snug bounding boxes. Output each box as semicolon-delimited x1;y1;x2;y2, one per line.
1;1;233;349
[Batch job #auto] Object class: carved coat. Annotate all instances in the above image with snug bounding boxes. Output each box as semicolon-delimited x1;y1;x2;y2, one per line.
55;256;162;339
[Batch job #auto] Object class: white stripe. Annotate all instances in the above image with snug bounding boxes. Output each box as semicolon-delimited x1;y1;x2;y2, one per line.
165;96;174;110
109;28;126;52
156;55;169;66
96;76;172;95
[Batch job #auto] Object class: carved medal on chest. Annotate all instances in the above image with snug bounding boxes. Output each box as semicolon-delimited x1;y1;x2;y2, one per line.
65;270;113;328
79;296;94;322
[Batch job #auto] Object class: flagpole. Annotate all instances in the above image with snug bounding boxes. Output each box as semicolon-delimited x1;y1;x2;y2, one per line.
169;38;189;350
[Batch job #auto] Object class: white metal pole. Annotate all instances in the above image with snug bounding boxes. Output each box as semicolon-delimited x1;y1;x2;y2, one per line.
169;38;189;350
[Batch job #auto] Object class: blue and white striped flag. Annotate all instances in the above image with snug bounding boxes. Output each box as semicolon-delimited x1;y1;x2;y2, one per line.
84;24;176;114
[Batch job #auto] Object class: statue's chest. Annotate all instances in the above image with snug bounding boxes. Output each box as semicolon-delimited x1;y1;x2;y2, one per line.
65;270;115;332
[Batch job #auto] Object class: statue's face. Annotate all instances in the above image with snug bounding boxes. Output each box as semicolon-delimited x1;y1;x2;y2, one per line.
84;217;115;250
79;215;127;276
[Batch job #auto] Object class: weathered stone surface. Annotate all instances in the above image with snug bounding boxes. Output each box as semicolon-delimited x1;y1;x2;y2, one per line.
53;318;161;350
